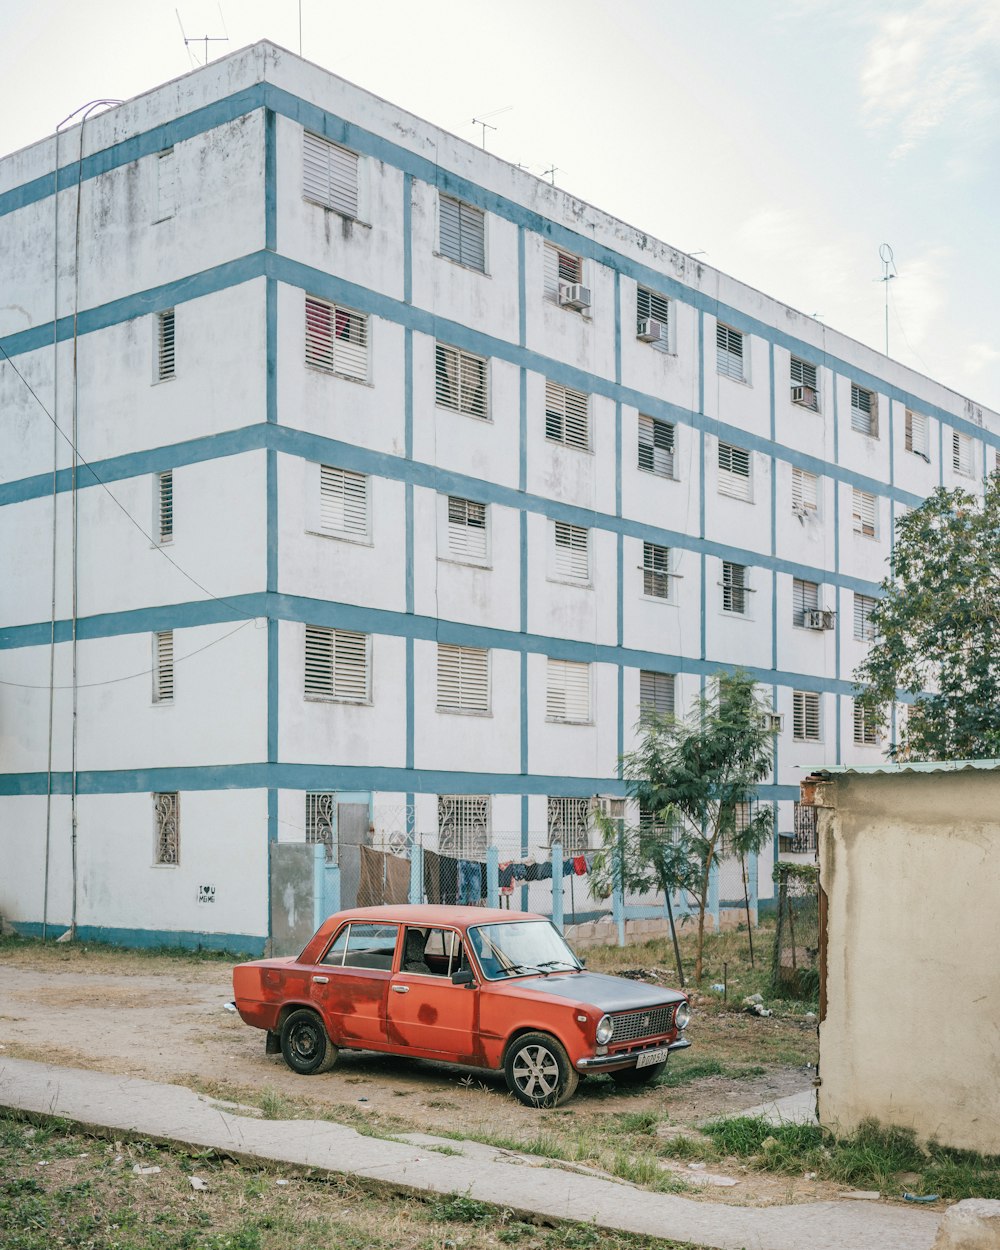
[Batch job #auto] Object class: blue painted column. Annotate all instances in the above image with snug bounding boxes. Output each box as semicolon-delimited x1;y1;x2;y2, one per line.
486;845;499;909
708;860;720;931
611;844;625;947
409;840;423;905
748;852;758;924
312;844;327;932
550;841;563;931
324;861;341;917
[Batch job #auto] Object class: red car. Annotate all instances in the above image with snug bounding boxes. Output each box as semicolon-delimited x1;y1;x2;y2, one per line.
232;904;690;1107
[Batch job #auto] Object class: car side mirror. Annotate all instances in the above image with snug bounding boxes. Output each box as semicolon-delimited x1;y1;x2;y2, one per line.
451;967;475;987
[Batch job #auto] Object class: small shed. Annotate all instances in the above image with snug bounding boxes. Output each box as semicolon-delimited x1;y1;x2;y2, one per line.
804;761;1000;1154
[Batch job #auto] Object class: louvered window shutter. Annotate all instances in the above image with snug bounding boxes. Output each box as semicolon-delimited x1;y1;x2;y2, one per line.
305;297;368;380
437;644;489;712
554;522;590;580
853;699;878;744
546;659;591;722
905;410;928;455
793;691;821;741
854;594;876;641
953;432;974;475
722;562;747;614
716;324;744;380
791;468;818;511
643;543;670;598
718;443;751;500
544;244;582;298
790;357;817;389
158;471;173;543
439;195;485;271
447;496;488;560
302;132;359;217
853;489;877;536
157;310;175;380
435;344;488;418
320;465;368;538
636;287;670;348
793;579;819;625
640;670;675;717
851;384;876;435
304;626;370;702
545;381;589;450
637;415;675;477
153;630;174;703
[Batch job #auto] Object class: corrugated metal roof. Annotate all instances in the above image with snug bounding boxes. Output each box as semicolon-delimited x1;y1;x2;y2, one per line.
810;759;1000;776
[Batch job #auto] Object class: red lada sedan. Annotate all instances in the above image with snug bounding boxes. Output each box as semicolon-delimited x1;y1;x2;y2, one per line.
233;905;690;1107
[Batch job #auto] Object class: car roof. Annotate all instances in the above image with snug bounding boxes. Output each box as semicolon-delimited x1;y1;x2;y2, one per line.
325;905;545;929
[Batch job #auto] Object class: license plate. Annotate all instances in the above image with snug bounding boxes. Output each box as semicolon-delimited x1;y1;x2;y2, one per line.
635;1048;670;1069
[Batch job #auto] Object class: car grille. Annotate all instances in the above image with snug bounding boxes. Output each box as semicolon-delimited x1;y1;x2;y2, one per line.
610;1005;674;1043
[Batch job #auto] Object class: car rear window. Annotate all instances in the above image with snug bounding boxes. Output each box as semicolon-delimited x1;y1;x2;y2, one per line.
322;922;399;970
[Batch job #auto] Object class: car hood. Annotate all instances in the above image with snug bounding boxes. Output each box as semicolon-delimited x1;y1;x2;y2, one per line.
514;971;685;1012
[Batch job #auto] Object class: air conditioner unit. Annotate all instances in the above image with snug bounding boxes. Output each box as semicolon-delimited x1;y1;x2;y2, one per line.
764;713;784;734
791;385;817;408
593;796;625;820
821;609;836;630
803;609;826;630
637;317;664;344
559;283;591;311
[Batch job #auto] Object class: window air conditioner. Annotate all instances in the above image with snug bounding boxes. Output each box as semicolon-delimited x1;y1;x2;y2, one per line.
803;609;826;630
821;609;837;630
791;385;817;407
593;796;625;820
637;317;664;343
559;283;592;311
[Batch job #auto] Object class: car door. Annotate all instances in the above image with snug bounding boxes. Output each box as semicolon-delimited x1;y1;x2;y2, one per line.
386;926;477;1061
309;921;398;1048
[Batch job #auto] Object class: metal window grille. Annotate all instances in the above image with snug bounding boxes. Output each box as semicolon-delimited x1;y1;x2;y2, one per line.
156;310;175;381
302;132;359;217
154;791;179;865
320;465;369;538
305;792;335;852
851;383;877;436
722;561;747;614
546;658;591;723
853;699;879;745
791;802;817;853
793;578;819;626
793;691;822;741
639;670;675;718
791;467;818;513
718;442;751;500
305;296;369;380
544;243;583;299
155;148;175;221
905;409;928;457
447;496;488;560
547;796;591;853
637;414;675;477
852;488;877;537
636;286;670;349
437;643;490;713
157;471;173;543
439;194;486;271
716;323;745;380
437;794;489;858
854;593;877;641
953;431;974;476
642;542;670;599
435;343;488;419
153;630;174;703
553;522;590;580
544;380;590;450
304;625;370;702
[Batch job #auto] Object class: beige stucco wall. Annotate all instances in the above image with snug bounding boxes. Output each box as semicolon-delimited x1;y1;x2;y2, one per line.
817;770;1000;1154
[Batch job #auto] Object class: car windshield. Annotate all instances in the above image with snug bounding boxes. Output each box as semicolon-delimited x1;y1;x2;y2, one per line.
468;920;581;980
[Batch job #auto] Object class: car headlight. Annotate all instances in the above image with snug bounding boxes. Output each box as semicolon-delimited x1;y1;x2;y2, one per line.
595;1014;614;1044
674;1001;691;1031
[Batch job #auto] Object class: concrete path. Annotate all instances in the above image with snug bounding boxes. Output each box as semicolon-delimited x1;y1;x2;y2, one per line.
731;1089;819;1127
0;1058;941;1250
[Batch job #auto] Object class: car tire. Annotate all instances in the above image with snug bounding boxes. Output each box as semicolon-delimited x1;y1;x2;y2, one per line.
609;1060;667;1087
279;1008;338;1076
504;1032;579;1108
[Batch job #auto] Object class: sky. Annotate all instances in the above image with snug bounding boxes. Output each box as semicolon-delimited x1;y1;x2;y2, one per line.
3;0;1000;411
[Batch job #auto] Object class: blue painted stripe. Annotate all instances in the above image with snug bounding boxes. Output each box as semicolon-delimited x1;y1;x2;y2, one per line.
406;635;415;772
9;919;264;955
403;173;413;305
264;109;277;252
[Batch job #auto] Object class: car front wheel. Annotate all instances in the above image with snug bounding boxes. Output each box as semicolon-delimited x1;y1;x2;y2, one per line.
504;1032;579;1108
279;1008;338;1075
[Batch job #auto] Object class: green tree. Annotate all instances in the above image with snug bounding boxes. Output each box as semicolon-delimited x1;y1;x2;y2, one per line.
595;671;774;983
855;478;1000;761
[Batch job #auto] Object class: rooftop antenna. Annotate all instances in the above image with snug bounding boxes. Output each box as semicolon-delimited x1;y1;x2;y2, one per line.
470;105;512;150
175;6;229;67
541;165;560;186
875;243;897;356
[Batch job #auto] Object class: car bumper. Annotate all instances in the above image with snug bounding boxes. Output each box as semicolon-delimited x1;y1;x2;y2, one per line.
575;1036;691;1071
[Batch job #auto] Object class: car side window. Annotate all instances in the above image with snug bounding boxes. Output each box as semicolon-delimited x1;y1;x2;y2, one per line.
322;922;399;969
402;927;464;977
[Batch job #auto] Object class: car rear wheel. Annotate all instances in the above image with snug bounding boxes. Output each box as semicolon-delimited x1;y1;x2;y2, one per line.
504;1032;579;1108
609;1060;667;1087
280;1008;338;1075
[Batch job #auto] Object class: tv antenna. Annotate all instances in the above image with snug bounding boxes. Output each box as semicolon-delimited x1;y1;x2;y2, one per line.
470;105;512;150
176;7;229;67
541;165;561;186
875;242;898;356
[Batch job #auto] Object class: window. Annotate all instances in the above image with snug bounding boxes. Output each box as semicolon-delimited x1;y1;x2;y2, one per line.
852;488;877;537
718;442;751;501
305;793;334;852
547;797;591;853
304;626;370;702
716;323;745;381
445;496;488;563
636;286;670;350
642;542;671;599
156;310;175;381
953;431;974;476
319;465;369;540
544;380;590;450
905;410;929;459
546;659;591;723
852;699;879;745
553;522;590;581
544;243;583;300
437;643;490;713
722;562;748;615
305;297;368;381
853;593;877;642
637;414;675;478
323;923;399;969
302;132;360;217
790;802;818;853
438;794;489;858
156;471;173;544
793;691;821;741
154;792;179;865
439;194;486;272
153;631;174;704
640;670;675;719
435;343;488;419
790;357;819;410
793;578;819;627
851;383;877;436
154;148;175;222
790;467;818;515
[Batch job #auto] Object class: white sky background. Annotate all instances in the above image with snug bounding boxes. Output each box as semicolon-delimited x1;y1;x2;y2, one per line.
3;0;1000;410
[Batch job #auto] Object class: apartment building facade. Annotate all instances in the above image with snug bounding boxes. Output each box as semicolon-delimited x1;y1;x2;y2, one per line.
1;42;997;951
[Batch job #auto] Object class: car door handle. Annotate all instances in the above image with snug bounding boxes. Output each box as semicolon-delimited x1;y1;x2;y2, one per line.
312;976;329;984
391;984;409;994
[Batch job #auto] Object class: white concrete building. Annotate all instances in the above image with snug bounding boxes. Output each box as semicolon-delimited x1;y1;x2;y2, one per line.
1;42;997;952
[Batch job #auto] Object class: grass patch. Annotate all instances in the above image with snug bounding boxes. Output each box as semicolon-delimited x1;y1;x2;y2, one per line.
0;932;250;965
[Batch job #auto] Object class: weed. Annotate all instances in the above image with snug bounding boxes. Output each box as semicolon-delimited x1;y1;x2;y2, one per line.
257;1087;296;1121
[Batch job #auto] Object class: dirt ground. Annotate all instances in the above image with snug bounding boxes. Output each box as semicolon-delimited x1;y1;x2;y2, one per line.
0;945;827;1208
